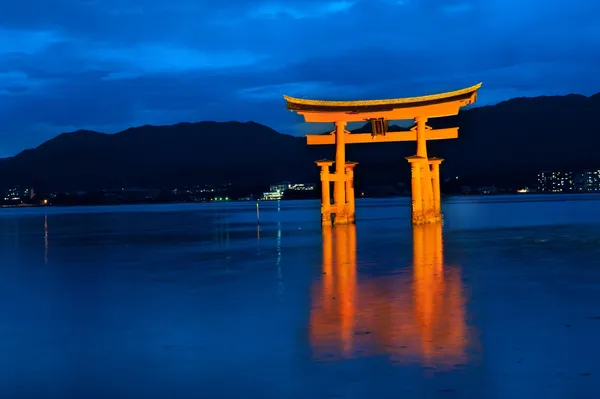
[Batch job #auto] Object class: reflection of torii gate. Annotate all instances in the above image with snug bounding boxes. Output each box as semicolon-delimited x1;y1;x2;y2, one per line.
309;223;470;366
284;83;482;226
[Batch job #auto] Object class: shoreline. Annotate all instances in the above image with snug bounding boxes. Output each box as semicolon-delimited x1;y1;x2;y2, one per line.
2;191;600;209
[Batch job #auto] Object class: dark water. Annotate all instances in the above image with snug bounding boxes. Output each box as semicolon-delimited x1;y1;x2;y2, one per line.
2;194;600;398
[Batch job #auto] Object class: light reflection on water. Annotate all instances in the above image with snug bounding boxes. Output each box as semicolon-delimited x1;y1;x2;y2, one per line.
310;223;471;369
44;214;49;264
1;195;600;397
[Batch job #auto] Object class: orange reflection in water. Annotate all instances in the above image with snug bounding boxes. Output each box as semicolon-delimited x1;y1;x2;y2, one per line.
310;223;468;368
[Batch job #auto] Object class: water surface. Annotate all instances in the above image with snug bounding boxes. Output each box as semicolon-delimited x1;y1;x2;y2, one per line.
1;194;600;398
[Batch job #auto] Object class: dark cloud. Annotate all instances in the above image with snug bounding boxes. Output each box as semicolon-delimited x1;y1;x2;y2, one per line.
0;0;599;155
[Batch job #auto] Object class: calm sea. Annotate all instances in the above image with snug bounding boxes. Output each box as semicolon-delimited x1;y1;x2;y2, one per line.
1;194;600;398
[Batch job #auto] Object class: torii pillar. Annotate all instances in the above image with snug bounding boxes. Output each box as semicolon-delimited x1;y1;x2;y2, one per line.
315;157;357;226
333;121;349;225
316;160;334;226
429;157;443;218
345;161;358;224
406;117;443;225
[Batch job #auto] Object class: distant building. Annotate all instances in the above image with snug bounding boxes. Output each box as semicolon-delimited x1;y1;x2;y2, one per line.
288;183;316;191
4;187;21;201
270;182;290;193
3;186;34;202
574;172;586;192
538;170;600;193
579;170;600;192
262;190;284;200
262;181;316;200
477;185;498;194
537;171;573;193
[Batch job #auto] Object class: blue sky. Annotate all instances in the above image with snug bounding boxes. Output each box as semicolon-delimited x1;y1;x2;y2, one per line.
0;0;599;156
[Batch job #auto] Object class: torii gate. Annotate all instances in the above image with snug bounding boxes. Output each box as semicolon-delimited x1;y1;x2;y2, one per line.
283;83;482;226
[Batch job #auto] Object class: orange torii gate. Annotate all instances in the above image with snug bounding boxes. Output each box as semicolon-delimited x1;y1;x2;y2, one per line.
283;83;482;226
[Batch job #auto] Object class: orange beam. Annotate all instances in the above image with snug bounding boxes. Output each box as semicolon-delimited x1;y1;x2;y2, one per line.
297;98;473;123
306;128;458;146
327;172;349;181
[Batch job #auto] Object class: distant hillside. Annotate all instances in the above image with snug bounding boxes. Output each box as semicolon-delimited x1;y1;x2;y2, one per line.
0;121;313;191
428;93;600;186
0;92;599;191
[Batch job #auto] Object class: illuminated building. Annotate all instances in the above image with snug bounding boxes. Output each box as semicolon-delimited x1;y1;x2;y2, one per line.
3;187;21;201
2;187;33;202
538;170;600;193
262;190;284;200
579;170;600;192
537;171;573;193
269;182;316;192
270;182;291;193
288;183;316;191
262;182;316;200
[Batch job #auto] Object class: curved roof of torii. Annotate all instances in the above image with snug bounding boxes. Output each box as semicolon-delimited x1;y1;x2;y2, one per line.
284;83;482;113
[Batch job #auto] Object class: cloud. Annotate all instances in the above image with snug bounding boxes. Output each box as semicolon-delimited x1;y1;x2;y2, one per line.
0;0;599;155
441;3;474;13
0;72;38;95
238;81;361;100
250;1;357;19
0;28;63;54
90;45;267;75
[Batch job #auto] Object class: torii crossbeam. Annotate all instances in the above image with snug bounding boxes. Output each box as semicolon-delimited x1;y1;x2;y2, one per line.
284;83;482;226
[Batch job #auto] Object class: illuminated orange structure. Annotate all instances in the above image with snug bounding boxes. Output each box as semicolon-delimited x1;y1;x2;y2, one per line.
284;83;482;225
309;223;470;367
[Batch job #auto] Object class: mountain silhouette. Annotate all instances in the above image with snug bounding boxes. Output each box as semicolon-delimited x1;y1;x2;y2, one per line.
0;93;599;192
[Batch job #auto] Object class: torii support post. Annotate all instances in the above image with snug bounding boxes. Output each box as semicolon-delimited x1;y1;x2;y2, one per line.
315;158;357;226
406;155;443;225
408;116;441;225
406;155;426;225
333;121;349;225
429;157;443;217
405;156;444;225
345;161;358;224
316;160;334;226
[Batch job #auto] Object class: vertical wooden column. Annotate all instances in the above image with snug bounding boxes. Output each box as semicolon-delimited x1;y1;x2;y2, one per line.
414;116;436;224
334;121;348;224
345;161;358;224
316;160;334;227
415;117;428;158
429;157;443;222
406;155;425;225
